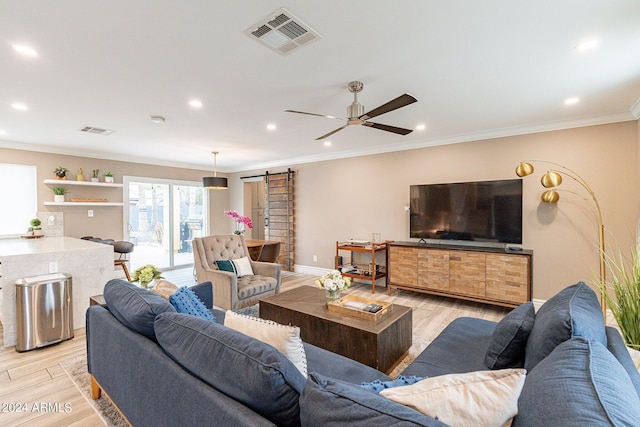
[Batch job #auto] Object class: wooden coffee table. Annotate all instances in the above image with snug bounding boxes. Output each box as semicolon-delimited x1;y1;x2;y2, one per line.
259;286;412;373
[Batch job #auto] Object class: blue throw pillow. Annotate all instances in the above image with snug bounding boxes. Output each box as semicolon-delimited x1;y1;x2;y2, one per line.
215;259;237;275
360;375;426;393
103;279;175;339
169;286;216;322
513;337;640;426
524;282;606;371
485;301;535;369
300;373;446;426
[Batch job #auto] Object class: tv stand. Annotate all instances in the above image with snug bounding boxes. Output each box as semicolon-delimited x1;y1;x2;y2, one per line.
387;242;532;308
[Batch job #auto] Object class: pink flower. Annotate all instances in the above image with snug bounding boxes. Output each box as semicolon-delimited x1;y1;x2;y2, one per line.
224;210;253;232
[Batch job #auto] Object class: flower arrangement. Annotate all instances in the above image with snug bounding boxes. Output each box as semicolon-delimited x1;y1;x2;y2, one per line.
224;210;253;235
131;264;163;288
315;270;351;301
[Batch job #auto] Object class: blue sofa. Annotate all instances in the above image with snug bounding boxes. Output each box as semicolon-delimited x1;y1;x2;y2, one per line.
86;280;640;426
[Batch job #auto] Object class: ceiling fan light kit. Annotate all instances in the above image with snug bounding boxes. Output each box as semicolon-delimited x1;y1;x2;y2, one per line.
285;81;417;140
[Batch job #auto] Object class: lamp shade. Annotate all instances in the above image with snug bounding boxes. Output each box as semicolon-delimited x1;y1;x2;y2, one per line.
541;171;562;188
202;176;228;190
541;189;560;203
515;162;534;177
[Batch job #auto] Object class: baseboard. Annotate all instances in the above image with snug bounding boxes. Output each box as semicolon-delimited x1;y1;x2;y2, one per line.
293;264;332;276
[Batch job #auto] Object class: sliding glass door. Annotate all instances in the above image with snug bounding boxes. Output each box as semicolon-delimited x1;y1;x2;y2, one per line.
124;177;207;271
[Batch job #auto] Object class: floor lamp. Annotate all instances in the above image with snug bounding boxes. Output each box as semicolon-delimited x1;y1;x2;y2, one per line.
516;161;607;315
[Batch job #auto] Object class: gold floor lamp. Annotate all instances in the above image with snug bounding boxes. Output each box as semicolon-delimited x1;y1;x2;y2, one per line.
515;160;607;315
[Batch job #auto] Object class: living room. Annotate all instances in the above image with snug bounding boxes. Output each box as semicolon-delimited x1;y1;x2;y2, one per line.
1;1;640;425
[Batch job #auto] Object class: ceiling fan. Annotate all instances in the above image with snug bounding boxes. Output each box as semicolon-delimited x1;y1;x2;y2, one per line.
285;81;417;140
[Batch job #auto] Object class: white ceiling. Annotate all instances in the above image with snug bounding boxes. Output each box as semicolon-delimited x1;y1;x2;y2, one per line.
1;1;639;172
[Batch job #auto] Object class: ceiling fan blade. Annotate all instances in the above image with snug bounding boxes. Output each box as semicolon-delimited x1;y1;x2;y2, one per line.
360;94;417;120
284;109;345;121
315;124;349;140
363;122;413;135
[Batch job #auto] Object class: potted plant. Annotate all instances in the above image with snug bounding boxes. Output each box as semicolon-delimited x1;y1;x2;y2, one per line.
131;264;164;289
91;169;100;182
104;171;114;183
28;218;42;236
224;210;253;235
54;166;68;180
52;186;68;202
598;243;640;357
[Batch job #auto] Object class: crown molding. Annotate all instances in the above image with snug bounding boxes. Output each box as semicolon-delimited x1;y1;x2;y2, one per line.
233;112;635;172
2;111;635;174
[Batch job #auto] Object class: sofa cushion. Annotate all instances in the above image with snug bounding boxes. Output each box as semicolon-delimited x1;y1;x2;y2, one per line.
485;301;535;369
224;310;307;377
154;312;305;427
401;317;497;377
103;279;175;339
299;373;446;427
169;286;216;322
381;368;526;426
513;337;640;426
525;282;606;371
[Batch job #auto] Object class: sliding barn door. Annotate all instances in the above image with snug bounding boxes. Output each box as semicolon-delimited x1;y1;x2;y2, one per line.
265;170;294;271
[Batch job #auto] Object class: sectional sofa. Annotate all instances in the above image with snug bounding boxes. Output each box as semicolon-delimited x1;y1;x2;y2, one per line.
86;279;640;426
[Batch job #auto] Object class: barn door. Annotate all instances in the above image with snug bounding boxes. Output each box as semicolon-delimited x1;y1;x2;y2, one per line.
265;169;295;271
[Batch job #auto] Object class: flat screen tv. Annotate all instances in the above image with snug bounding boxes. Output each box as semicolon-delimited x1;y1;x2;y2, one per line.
410;179;522;244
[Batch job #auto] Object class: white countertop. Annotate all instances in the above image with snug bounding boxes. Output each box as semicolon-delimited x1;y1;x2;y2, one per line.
0;236;109;257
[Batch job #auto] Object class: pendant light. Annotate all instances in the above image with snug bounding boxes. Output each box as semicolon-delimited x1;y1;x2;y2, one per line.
202;151;228;190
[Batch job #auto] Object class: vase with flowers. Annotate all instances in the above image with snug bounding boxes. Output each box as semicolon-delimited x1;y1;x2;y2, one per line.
315;270;351;302
131;264;163;289
224;210;253;235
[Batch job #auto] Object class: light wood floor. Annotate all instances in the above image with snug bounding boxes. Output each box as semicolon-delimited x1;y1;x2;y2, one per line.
0;270;508;426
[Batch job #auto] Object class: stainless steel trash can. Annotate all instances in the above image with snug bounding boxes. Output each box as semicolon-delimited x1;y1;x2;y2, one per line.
15;273;74;352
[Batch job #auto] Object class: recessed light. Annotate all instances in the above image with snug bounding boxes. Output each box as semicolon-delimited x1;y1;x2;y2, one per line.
11;102;28;111
324;141;332;147
149;115;166;124
416;123;426;131
564;97;580;106
576;39;599;51
266;123;277;131
12;44;38;57
189;99;203;108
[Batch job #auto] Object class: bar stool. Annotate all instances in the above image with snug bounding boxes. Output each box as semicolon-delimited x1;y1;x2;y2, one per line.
112;241;134;281
81;237;134;280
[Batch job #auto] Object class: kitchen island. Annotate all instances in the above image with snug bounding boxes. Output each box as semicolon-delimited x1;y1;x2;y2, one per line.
0;236;113;348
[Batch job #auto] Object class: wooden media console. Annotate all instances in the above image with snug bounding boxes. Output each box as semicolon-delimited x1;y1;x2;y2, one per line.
387;242;532;308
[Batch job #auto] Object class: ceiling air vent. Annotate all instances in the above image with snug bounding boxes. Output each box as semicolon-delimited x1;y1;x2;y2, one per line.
244;8;321;56
79;126;115;136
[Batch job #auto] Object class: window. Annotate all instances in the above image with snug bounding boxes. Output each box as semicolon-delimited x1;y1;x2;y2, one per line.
0;163;36;237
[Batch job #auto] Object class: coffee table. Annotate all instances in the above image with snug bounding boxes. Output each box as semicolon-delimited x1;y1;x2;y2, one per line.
259;286;412;373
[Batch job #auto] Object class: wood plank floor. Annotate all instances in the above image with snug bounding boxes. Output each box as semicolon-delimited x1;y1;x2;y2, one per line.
0;270;508;426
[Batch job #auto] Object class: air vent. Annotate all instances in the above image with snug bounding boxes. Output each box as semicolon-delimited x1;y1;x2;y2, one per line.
79;126;115;136
244;8;321;56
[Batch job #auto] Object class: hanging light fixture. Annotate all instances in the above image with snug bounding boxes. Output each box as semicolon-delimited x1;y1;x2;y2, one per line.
202;151;228;190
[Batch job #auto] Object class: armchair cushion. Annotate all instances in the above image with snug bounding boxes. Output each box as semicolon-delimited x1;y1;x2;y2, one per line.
215;260;237;274
232;256;254;277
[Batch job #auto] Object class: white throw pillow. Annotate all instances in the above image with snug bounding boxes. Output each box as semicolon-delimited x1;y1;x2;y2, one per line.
224;310;307;377
380;368;526;427
232;256;254;277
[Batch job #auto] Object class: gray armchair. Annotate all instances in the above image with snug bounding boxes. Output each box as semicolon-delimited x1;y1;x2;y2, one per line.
192;235;281;310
